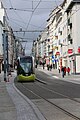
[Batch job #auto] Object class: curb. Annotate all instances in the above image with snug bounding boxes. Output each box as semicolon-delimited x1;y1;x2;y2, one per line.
13;81;46;120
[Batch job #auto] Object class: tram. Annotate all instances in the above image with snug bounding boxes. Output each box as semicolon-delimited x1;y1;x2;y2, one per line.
17;56;35;82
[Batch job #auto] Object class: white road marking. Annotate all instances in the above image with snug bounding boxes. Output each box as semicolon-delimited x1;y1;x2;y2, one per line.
52;76;59;79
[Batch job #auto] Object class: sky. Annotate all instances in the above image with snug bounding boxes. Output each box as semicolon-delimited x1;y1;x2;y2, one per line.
2;0;64;54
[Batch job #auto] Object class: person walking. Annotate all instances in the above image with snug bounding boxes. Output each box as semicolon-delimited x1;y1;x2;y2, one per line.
67;67;70;75
47;64;49;70
42;62;45;69
58;66;60;73
61;66;65;78
64;67;66;75
50;64;52;71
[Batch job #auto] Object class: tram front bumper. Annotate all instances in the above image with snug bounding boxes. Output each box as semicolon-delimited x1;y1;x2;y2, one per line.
17;74;36;81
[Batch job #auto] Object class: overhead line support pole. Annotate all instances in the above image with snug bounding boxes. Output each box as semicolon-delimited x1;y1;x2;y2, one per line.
6;35;9;74
3;16;7;81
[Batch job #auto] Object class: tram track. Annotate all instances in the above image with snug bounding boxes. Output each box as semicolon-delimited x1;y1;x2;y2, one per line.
35;81;80;104
18;82;80;120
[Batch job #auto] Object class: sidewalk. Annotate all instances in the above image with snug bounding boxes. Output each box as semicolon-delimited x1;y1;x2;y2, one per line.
0;71;46;120
37;66;80;84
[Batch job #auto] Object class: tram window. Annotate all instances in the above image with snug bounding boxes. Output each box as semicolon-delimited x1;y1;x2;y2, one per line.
20;57;32;63
20;57;32;73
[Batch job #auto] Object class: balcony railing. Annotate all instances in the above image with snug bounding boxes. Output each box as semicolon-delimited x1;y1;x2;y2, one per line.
68;34;73;44
68;18;72;28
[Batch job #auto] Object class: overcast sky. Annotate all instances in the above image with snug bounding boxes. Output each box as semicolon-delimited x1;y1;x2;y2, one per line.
2;0;64;54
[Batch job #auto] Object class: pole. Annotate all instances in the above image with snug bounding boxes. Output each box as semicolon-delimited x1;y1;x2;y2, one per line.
6;35;9;74
3;16;7;81
3;31;7;81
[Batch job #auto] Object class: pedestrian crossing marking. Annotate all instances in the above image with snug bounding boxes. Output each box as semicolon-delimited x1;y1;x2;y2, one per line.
52;76;59;79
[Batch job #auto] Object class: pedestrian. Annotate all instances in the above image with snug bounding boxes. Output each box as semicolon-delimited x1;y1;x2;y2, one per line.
67;67;70;75
42;62;45;69
58;66;60;73
8;64;12;77
64;67;66;75
61;66;65;78
50;64;52;71
53;64;55;69
47;64;49;70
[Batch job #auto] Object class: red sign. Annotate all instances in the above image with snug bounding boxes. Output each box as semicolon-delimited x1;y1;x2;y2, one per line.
78;47;80;53
56;52;60;55
68;49;73;54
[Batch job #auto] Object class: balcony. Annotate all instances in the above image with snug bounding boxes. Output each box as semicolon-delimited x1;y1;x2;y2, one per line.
68;18;72;28
0;55;3;63
58;30;62;35
68;34;73;44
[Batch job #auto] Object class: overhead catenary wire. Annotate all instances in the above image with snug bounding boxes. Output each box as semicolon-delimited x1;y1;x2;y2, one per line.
8;0;28;40
8;0;25;22
6;4;80;34
23;0;42;48
11;6;80;33
6;6;80;34
5;6;80;12
8;0;34;47
3;0;63;35
5;7;56;11
9;17;45;31
25;0;42;30
4;1;80;42
2;0;63;55
6;4;80;44
3;0;63;32
22;0;63;2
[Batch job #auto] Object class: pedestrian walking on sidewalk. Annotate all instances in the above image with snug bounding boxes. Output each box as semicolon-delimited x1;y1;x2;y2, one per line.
58;66;60;73
50;64;52;71
47;64;49;70
61;66;65;78
64;66;66;76
42;62;45;69
67;67;70;75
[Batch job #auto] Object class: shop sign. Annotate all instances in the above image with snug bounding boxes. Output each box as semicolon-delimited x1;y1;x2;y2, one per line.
52;55;54;59
68;49;73;54
56;52;60;55
78;47;80;53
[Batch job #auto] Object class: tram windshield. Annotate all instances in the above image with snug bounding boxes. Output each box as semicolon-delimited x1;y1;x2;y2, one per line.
20;57;32;73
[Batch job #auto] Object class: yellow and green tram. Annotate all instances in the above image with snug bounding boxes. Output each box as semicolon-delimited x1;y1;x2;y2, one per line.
17;56;35;82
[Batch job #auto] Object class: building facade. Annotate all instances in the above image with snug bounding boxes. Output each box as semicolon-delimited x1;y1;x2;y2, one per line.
32;0;80;74
0;1;23;72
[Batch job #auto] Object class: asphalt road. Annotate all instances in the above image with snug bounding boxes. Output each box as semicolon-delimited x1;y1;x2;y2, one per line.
36;70;80;98
14;69;80;120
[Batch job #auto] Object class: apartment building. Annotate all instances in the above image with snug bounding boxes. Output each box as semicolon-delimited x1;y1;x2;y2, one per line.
0;21;3;72
0;1;17;71
65;0;80;74
45;5;63;68
0;2;5;72
32;0;80;74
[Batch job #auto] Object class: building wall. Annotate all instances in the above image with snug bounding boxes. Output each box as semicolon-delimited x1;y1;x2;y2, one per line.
76;4;80;50
76;56;80;73
32;0;80;74
0;22;3;55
